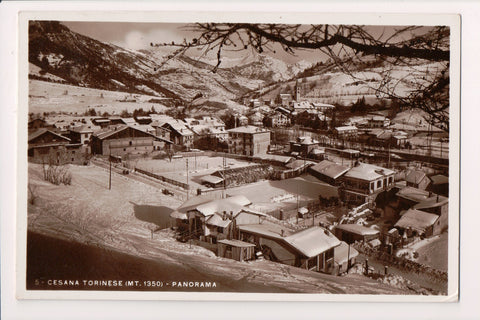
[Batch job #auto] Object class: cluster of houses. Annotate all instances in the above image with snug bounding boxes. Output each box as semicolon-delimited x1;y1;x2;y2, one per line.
170;194;357;275
28;113;276;164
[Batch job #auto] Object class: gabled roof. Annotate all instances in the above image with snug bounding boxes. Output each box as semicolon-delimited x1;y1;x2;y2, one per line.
335;224;380;236
284;226;341;258
405;170;429;185
94;125;171;143
161;120;194;136
28;128;71;143
193;195;252;217
310;160;349;180
239;224;341;258
344;162;394;181
394;209;439;232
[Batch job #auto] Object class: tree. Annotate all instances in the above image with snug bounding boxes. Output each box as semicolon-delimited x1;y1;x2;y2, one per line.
155;24;450;131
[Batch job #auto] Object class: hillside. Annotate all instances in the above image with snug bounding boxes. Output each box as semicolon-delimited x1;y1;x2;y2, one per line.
29;21;314;115
27;163;414;294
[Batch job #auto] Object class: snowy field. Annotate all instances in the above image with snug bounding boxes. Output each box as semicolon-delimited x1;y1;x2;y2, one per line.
28;80;170;115
26;163;411;294
135;155;257;190
226;176;338;212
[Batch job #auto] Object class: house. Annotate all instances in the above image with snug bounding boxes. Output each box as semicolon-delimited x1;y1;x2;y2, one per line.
91;117;110;128
150;121;171;141
170;195;267;244
289;136;320;158
267;108;292;128
334;224;380;244
334;241;359;274
335;126;358;138
427;174;449;197
28;129;84;164
394;208;441;238
238;224;341;274
395;186;432;210
91;125;171;156
413;195;448;233
368;115;390;128
312;102;335;113
69;125;94;146
405;169;431;190
227;125;271;156
160;120;195;150
340;162;395;205
28;118;53;133
308;160;349;185
279;93;293;107
185;117;228;141
200;175;225;188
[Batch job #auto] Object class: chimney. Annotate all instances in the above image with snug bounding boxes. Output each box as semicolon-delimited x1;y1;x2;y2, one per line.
222;211;226;220
281;229;285;237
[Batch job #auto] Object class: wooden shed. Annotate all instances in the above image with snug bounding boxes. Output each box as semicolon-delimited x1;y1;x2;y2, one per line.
217;239;256;262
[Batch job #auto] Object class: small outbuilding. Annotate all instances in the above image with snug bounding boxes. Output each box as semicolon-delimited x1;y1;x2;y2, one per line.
334;241;359;274
394;208;440;238
334;224;380;244
217;239;256;262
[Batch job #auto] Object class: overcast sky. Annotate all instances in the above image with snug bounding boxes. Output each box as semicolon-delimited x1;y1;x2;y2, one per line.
62;22;435;66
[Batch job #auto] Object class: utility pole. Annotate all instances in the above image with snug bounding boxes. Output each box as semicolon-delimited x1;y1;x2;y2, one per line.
222;155;226;199
109;150;112;190
186;158;189;200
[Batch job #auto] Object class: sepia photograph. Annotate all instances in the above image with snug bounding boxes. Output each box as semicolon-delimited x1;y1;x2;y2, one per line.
16;10;459;301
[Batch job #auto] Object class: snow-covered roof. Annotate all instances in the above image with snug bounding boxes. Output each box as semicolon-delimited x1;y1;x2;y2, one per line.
396;186;431;203
28;128;71;143
430;174;449;185
218;239;255;248
413;196;448;210
394;209;439;232
206;213;232;228
405;170;429;185
193;195;252;217
335;126;358;132
344;162;394;181
201;175;224;185
252;154;293;163
334;241;359;265
284;226;341;258
70;125;93;133
164;120;194;136
227;125;269;134
310;160;349;179
238;224;340;258
335;224;380;236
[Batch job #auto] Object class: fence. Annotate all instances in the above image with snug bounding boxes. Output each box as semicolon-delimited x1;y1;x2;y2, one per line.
353;242;448;283
134;167;190;190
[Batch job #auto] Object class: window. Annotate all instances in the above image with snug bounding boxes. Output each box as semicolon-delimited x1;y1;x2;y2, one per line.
377;180;382;189
129;141;132;146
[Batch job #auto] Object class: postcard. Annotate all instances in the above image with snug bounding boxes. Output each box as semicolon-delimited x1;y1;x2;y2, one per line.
16;10;460;301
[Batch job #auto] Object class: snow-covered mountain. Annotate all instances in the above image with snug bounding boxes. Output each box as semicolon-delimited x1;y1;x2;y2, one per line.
28;21;313;114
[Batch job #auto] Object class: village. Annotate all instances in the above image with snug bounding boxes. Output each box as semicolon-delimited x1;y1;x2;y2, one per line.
27;76;449;294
